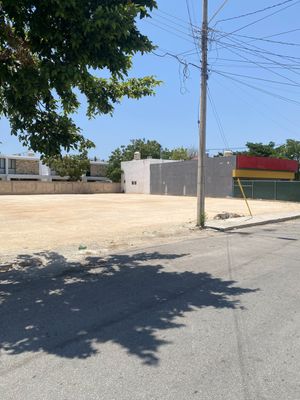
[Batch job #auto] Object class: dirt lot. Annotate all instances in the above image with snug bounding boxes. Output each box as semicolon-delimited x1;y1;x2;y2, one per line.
1;193;300;257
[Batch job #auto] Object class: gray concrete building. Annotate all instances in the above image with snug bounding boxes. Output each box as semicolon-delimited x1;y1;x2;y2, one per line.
122;155;236;197
150;156;236;197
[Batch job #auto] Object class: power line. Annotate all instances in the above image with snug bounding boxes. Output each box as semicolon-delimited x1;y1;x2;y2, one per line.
189;0;198;26
207;146;248;151
215;0;296;24
209;29;300;72
147;18;195;40
214;70;300;106
153;45;300;102
207;85;230;148
217;0;300;40
212;35;300;77
152;12;197;34
152;50;201;71
209;0;230;24
211;68;300;88
264;28;300;38
155;8;199;30
186;0;201;59
145;20;197;44
213;75;300;135
209;35;300;61
212;38;300;84
211;28;300;47
208;57;300;68
149;5;300;157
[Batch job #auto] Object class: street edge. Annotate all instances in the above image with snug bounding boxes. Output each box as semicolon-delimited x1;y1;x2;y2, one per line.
206;214;300;232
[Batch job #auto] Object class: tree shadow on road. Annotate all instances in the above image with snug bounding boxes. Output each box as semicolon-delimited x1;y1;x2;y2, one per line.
0;251;258;365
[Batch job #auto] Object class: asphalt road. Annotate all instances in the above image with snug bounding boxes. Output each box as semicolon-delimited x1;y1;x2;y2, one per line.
1;221;300;400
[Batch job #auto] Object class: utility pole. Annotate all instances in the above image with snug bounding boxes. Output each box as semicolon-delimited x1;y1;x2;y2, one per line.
196;0;208;228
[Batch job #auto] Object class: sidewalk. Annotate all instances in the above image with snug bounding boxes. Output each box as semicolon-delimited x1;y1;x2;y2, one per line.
206;211;300;231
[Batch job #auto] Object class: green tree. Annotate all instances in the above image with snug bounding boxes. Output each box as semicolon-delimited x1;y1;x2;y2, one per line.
277;139;300;162
46;151;90;181
169;147;189;160
0;1;159;158
107;140;191;182
160;148;172;159
107;139;163;182
245;141;277;157
161;147;189;160
106;148;123;183
123;139;162;160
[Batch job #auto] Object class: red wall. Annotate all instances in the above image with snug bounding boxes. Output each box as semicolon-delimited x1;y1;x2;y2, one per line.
236;155;298;172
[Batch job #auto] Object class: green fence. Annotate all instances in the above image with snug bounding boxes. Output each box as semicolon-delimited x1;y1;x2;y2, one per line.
233;180;300;202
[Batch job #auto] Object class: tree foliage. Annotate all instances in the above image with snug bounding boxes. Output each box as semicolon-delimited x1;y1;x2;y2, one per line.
45;152;90;181
107;138;162;182
107;139;190;182
245;141;277;157
122;138;162;160
170;147;189;160
0;0;159;157
161;147;189;160
239;140;300;166
277;139;300;162
106;147;124;183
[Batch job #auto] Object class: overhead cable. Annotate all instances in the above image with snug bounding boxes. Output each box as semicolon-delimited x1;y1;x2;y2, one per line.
209;0;230;24
215;0;296;24
217;0;300;40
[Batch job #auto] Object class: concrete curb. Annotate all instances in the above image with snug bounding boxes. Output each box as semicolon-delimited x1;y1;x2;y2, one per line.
206;213;300;232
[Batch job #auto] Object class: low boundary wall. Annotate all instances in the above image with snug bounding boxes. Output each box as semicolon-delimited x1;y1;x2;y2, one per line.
0;181;121;195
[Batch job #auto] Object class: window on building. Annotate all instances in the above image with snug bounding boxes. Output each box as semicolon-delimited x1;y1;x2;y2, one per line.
131;181;137;185
8;159;16;174
0;158;5;174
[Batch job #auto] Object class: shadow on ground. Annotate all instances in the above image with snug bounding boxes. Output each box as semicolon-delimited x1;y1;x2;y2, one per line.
0;251;257;365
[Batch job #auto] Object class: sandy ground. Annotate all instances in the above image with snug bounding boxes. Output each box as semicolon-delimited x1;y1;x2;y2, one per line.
1;193;300;257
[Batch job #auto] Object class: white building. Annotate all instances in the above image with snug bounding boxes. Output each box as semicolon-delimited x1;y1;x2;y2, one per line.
0;153;109;182
121;158;177;194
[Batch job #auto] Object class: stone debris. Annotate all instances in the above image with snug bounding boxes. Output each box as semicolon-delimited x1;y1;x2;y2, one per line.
214;212;243;220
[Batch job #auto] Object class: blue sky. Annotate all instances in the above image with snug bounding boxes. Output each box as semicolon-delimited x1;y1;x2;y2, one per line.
1;0;300;159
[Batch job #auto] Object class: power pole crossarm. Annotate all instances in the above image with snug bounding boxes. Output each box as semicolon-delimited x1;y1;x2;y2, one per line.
197;0;208;227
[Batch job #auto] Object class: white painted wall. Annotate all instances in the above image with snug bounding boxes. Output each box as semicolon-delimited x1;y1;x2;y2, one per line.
121;159;177;194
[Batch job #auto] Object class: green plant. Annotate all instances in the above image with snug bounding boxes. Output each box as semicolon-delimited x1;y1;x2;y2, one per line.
0;1;159;158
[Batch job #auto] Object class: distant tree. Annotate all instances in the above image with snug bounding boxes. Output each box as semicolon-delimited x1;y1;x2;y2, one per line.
106;148;123;183
245;141;277;157
160;148;172;159
107;139;162;182
277;139;300;162
124;139;162;160
0;1;159;158
161;147;189;160
46;151;90;181
169;147;189;160
107;139;190;182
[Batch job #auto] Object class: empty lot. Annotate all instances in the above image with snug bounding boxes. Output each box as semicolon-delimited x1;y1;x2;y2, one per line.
2;193;300;257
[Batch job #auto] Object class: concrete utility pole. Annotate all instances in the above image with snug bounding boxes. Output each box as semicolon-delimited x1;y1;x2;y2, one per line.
196;0;208;228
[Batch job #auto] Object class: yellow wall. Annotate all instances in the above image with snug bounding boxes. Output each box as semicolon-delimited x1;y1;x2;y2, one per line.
232;169;295;180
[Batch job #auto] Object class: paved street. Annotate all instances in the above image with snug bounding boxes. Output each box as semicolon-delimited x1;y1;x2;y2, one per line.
1;220;300;400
